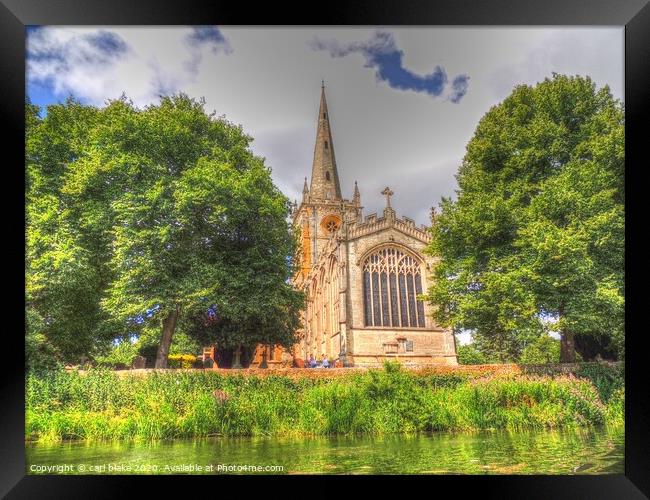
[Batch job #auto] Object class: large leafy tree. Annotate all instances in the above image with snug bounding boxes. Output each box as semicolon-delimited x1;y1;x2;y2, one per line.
173;155;303;355
26;98;119;369
26;95;303;368
426;74;624;363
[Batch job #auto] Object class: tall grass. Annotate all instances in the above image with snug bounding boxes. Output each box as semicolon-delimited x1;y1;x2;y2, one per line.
26;362;624;443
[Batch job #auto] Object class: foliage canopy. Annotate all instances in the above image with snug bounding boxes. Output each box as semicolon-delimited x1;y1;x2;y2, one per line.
26;95;303;369
427;75;624;362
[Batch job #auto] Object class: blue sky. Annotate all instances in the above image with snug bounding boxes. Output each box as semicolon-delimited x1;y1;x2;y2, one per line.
26;28;623;225
27;27;475;109
25;26;53;109
26;79;54;110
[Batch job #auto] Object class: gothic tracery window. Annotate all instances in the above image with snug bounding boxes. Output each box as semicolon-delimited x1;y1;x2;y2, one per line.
362;247;426;328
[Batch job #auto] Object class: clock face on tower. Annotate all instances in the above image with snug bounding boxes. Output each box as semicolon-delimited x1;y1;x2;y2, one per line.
326;220;338;232
320;214;341;234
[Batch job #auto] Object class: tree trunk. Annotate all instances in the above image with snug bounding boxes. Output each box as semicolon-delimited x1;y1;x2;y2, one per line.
232;344;242;369
560;330;576;363
155;305;180;369
558;303;575;363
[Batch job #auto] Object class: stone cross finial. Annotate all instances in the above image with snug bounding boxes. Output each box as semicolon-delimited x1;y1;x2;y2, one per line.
381;187;394;208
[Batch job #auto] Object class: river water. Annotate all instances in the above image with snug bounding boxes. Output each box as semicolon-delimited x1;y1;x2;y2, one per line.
26;426;623;475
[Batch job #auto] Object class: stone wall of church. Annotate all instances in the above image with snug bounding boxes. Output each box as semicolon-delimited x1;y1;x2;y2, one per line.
295;199;357;267
292;213;458;367
346;329;457;367
297;234;344;361
342;217;457;367
291;196;358;361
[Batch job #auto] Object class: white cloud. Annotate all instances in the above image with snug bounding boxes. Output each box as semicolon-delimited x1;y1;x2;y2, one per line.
456;331;472;345
487;28;624;102
27;27;623;225
27;26;231;107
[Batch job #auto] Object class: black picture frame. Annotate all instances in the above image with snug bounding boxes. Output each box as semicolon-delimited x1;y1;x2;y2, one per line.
2;1;648;497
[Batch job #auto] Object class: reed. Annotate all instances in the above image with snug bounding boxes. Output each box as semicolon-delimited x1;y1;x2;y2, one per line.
26;362;624;443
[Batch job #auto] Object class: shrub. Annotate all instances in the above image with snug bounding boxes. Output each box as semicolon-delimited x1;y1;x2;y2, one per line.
137;343;159;368
605;387;624;424
519;335;560;364
25;362;624;442
574;362;624;403
456;344;488;365
26;327;64;374
94;339;139;369
167;354;198;369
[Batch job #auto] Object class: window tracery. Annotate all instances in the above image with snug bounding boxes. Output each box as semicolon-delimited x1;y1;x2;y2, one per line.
362;247;426;328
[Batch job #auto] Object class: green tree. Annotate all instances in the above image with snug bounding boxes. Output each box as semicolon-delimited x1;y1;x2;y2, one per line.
519;335;561;364
426;74;624;363
26;98;118;369
26;94;303;369
171;154;303;356
456;343;489;365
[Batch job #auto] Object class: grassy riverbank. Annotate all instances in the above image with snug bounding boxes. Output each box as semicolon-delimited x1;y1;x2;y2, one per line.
26;362;624;443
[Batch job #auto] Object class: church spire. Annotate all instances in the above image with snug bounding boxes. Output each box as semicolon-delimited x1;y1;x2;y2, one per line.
353;180;360;204
309;83;342;200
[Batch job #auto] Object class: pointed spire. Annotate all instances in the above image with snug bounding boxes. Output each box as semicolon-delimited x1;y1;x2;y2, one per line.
302;177;309;201
353;180;360;204
308;84;342;200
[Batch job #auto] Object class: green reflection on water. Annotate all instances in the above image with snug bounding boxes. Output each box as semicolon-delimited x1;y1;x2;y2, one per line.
26;426;624;475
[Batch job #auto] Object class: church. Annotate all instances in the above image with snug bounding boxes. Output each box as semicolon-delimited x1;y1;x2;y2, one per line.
289;85;458;367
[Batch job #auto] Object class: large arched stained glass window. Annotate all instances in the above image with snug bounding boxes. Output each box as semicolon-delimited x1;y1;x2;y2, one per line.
362;247;426;328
